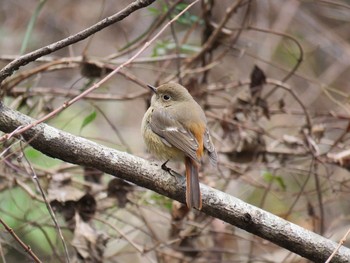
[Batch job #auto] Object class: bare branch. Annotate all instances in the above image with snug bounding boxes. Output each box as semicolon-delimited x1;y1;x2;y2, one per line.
0;0;156;84
1;102;350;262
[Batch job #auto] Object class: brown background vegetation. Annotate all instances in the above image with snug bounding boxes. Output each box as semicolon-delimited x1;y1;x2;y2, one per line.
1;0;350;262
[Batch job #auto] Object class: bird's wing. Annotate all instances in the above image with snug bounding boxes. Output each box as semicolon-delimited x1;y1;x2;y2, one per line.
204;128;218;167
150;109;200;163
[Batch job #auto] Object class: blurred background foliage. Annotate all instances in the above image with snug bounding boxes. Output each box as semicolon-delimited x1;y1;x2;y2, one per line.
1;0;350;262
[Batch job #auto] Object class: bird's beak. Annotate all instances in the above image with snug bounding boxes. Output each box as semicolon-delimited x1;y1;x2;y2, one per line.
147;84;157;94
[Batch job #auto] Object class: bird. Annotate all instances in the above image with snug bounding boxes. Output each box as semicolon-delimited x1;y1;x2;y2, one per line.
141;83;217;209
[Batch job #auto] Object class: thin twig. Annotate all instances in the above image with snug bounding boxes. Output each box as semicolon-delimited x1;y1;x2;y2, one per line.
94;217;156;263
0;0;157;83
0;54;188;64
0;218;42;263
20;141;71;263
0;239;7;263
105;0;183;60
10;86;148;101
266;78;312;132
313;161;325;234
91;102;132;152
247;26;303;83
164;0;182;84
186;0;245;65
325;227;350;263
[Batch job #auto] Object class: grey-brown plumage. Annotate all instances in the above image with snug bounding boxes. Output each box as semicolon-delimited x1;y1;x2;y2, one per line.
141;83;217;209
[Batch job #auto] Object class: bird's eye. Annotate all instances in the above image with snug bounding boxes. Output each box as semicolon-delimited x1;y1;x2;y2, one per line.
162;94;171;101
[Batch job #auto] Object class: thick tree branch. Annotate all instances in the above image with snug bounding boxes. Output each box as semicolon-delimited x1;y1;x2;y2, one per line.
0;0;156;84
0;102;350;263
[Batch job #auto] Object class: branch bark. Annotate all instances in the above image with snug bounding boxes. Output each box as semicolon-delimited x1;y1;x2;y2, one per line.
1;102;349;262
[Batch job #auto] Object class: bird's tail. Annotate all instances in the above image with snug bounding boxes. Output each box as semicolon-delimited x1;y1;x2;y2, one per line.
185;157;202;210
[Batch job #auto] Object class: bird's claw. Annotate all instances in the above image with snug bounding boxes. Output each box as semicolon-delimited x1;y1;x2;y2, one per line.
161;160;184;183
161;160;171;172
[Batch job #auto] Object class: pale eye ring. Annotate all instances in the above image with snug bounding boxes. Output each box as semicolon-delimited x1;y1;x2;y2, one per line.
163;94;171;101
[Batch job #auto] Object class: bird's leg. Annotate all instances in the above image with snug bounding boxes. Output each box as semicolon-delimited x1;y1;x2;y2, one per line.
161;160;171;172
161;160;185;183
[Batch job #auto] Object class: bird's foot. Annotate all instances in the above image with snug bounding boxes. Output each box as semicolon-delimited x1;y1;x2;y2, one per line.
161;160;184;183
161;160;171;172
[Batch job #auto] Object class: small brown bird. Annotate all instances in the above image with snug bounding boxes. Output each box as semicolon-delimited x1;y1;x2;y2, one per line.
141;83;217;209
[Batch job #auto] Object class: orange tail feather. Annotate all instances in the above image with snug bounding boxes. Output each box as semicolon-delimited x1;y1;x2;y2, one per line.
185;157;202;210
